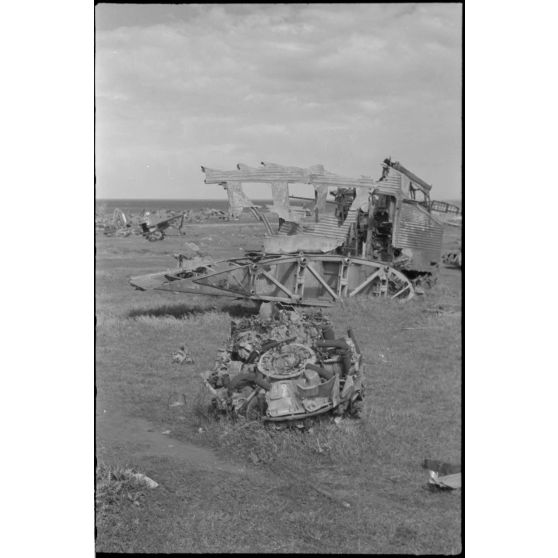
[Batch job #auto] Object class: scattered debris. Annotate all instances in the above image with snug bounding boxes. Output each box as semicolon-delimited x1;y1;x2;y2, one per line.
442;248;462;268
172;345;194;365
201;304;364;423
424;305;461;316
100;208;133;237
95;206;232;239
129;472;158;489
102;466;159;490
422;459;461;490
168;393;186;408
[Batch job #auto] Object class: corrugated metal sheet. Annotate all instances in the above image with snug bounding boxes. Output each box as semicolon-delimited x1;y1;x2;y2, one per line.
202;166;310;184
394;202;443;267
304;212;356;240
276;210;356;241
277;221;303;235
202;164;379;189
264;234;342;253
311;176;376;188
375;172;401;195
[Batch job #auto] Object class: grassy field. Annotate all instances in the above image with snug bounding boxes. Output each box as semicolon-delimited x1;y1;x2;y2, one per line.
95;219;462;553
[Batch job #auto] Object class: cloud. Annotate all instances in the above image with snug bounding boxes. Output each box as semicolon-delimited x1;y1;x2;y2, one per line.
95;3;462;199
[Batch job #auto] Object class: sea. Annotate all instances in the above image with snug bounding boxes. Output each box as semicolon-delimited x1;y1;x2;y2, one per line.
95;197;460;216
95;198;273;215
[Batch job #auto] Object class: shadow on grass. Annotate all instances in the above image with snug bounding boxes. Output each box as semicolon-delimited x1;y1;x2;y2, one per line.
127;302;259;320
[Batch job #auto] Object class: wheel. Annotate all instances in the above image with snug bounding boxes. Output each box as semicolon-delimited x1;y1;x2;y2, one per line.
382;267;415;300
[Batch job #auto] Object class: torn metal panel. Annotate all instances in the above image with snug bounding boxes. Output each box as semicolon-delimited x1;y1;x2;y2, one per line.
264;204;359;253
394;201;444;270
306;211;357;240
264;233;342;254
376;169;402;196
429;471;461;489
350;186;371;212
264;181;367;255
423;459;462;490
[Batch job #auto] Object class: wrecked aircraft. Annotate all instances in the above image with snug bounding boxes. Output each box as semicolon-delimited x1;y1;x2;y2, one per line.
131;158;445;305
140;212;187;241
102;208;132;237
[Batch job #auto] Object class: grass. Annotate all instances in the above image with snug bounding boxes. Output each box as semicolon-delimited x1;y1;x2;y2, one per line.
95;223;462;553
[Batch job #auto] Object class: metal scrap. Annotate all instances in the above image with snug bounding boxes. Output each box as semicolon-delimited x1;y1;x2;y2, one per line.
101;208;133;237
442;248;462;268
96;206;232;239
423;459;462;490
172;345;194;365
202;305;364;423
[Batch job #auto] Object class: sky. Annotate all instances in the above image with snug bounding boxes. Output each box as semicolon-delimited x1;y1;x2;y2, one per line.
95;3;462;200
